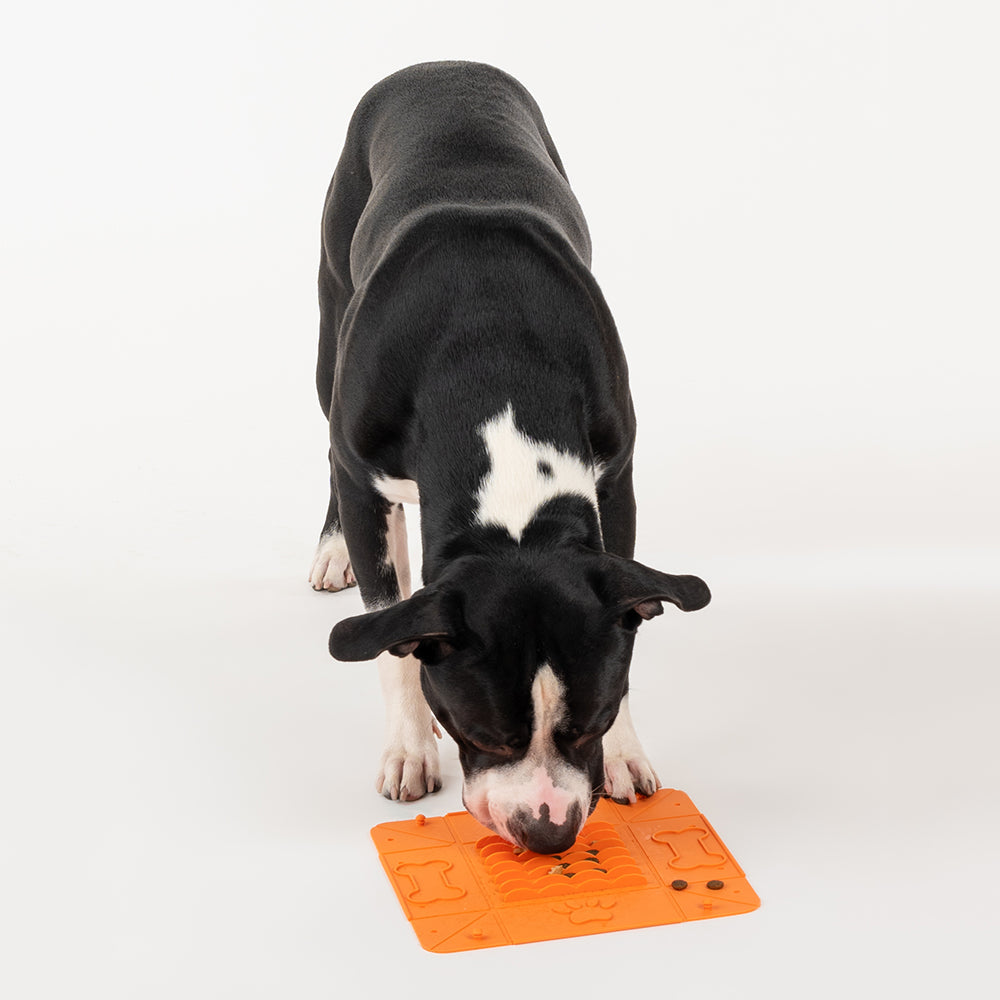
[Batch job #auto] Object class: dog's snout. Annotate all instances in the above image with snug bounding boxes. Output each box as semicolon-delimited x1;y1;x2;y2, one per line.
508;801;583;855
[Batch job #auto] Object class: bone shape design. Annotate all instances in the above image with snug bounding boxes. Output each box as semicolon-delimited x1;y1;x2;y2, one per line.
551;899;617;924
650;825;727;869
394;859;468;904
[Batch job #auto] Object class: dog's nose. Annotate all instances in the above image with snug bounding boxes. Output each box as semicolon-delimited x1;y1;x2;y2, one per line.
508;801;583;855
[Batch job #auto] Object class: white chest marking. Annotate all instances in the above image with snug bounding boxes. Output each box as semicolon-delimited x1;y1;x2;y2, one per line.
373;476;420;505
474;404;599;542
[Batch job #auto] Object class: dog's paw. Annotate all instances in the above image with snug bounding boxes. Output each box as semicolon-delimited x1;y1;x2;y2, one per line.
376;733;442;801
602;696;660;804
309;532;356;591
603;751;660;804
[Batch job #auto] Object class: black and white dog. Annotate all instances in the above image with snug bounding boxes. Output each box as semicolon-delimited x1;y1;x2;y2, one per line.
311;62;710;855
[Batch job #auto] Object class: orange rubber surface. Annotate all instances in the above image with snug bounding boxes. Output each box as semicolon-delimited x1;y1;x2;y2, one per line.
371;788;759;952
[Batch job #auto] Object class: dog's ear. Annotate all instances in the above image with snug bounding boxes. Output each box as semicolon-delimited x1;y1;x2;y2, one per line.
598;554;711;619
328;588;458;662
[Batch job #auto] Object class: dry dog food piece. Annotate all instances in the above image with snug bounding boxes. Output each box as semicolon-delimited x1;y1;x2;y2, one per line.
548;863;570;875
706;880;725;890
670;879;689;891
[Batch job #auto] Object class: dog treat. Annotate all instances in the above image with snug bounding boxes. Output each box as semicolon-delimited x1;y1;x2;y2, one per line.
706;880;725;890
671;879;689;891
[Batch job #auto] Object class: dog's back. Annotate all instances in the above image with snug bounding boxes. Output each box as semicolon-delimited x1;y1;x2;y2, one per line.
321;61;592;301
316;61;633;511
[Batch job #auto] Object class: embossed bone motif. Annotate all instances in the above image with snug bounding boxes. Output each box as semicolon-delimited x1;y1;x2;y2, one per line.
649;825;728;869
394;859;467;904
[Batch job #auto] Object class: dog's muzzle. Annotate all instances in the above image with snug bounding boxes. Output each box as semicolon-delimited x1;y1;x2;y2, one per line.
506;800;584;854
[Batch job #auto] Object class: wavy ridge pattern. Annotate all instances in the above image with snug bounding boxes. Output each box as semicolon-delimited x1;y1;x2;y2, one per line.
477;821;647;901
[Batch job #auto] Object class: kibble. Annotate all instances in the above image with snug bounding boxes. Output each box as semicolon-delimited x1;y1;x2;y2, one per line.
706;880;725;890
670;879;689;891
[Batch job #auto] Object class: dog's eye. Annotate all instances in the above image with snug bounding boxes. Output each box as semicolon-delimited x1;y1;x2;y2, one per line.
565;727;598;750
468;737;515;758
414;638;456;664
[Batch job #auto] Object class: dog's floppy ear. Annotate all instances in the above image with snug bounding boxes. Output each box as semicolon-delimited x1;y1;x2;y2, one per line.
599;553;711;618
328;587;457;662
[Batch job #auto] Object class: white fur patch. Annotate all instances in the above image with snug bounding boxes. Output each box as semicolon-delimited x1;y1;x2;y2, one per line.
309;530;355;591
474;404;600;542
383;503;412;599
530;662;567;741
462;663;591;841
373;476;420;505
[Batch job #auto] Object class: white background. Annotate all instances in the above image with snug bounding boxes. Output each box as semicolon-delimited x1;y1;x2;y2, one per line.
2;1;998;996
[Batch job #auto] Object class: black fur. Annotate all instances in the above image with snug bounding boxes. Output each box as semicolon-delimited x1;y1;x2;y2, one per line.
316;62;709;843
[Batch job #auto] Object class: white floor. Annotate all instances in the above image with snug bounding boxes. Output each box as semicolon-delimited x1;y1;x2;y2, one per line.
3;494;997;997
3;3;998;997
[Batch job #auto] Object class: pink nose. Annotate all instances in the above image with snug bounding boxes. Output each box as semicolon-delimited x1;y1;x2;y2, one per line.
516;765;579;827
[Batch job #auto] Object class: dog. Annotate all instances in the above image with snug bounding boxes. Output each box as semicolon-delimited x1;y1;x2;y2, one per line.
310;61;710;854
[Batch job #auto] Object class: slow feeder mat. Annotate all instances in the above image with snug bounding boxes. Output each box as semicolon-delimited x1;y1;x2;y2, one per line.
371;787;759;952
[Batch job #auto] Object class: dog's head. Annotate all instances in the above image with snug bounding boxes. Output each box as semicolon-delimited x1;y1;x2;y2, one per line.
328;548;709;853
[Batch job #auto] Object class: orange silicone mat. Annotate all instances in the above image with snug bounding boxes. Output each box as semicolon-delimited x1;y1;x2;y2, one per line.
371;788;759;952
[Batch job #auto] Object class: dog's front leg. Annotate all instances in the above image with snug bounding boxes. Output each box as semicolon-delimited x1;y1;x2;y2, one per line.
337;477;441;801
602;693;660;804
597;463;659;802
375;646;442;801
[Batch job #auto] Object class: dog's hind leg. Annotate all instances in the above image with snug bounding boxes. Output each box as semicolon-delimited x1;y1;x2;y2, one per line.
310;140;371;591
309;458;356;592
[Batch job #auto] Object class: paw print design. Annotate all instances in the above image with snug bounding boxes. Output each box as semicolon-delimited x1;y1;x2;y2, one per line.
551;898;617;924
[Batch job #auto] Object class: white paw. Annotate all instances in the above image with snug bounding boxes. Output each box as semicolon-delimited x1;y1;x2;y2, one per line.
603;750;660;804
376;732;442;801
602;694;661;804
309;531;356;591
